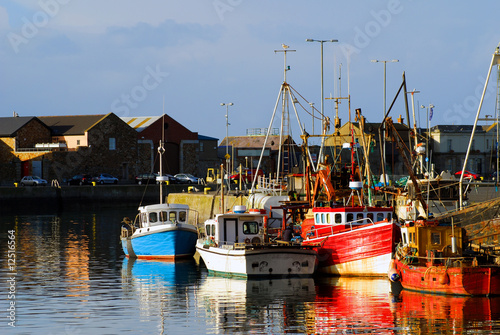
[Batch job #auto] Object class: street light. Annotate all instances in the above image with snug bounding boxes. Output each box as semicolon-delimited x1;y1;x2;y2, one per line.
306;39;338;127
371;59;399;176
420;103;435;178
221;102;234;185
307;38;338;164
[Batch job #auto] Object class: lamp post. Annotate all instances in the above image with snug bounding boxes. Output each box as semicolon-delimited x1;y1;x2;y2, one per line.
221;102;233;189
306;39;338;165
306;39;338;125
371;59;399;177
420;104;434;177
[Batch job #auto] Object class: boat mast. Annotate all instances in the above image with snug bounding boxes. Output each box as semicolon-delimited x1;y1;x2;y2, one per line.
459;45;500;209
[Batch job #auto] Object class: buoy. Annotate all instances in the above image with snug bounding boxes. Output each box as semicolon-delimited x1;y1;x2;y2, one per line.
388;259;400;282
439;272;449;285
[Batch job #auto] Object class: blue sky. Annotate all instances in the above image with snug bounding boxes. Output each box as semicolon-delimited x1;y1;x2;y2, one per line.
1;1;500;144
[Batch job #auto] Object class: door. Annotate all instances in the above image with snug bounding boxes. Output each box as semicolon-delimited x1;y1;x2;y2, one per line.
223;218;238;244
32;160;42;177
21;161;30;177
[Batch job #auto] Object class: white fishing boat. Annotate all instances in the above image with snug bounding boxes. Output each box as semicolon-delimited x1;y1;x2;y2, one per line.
196;205;317;277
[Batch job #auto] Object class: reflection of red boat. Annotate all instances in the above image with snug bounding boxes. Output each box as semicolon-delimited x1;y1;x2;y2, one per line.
301;205;398;276
393;220;500;296
395;289;500;332
310;277;395;333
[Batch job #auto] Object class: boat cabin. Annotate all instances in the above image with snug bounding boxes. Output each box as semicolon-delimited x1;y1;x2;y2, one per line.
400;221;464;264
136;204;189;228
312;207;393;226
204;206;266;247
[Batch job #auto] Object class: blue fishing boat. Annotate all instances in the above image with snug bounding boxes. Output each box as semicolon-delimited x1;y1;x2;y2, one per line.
120;119;198;260
121;202;198;260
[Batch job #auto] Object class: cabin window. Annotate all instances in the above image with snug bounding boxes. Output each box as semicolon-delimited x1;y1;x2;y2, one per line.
321;213;325;224
356;213;364;222
315;214;320;223
431;232;441;245
367;213;374;222
169;212;177;222
206;225;212;236
243;221;259;235
140;213;148;228
326;214;330;224
159;211;168;222
347;213;354;223
149;212;158;223
211;224;216;237
335;214;342;224
402;233;407;244
179;211;186;222
377;213;384;221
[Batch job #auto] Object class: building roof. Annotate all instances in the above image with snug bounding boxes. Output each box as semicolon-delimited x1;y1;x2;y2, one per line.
0;116;38;136
222;135;296;151
121;116;162;132
38;115;106;135
199;134;218;141
430;125;487;133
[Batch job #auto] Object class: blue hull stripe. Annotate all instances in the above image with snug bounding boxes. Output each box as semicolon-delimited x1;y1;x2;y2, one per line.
122;230;197;257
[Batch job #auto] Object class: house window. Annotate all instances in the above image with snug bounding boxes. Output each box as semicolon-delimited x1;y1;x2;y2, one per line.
77;140;80;146
447;139;452;151
200;142;204;152
472;140;475;151
109;138;116;150
487;139;490;150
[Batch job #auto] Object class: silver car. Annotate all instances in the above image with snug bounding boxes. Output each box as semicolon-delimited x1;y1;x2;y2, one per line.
20;176;48;186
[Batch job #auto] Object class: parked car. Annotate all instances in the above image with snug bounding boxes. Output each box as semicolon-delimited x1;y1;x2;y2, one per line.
174;173;199;184
135;173;159;185
230;169;264;183
487;171;499;181
93;173;119;184
454;170;483;181
66;174;92;186
164;174;179;184
20;176;47;186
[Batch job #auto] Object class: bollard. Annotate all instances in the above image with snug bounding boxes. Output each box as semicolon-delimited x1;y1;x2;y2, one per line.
14;183;18;188
188;186;193;193
92;182;96;186
204;187;211;194
166;180;170;185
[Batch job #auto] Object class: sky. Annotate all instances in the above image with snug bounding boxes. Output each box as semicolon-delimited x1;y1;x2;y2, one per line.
1;1;500;145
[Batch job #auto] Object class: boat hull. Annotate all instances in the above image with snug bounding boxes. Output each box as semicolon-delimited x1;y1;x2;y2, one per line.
302;221;398;276
122;226;197;260
393;257;500;296
196;242;317;278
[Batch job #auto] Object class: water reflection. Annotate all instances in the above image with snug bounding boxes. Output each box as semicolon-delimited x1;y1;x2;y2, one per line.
393;289;500;334
2;209;500;334
198;275;316;333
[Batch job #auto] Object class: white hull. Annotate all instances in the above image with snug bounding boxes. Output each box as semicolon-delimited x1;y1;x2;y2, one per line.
316;252;393;276
196;242;316;277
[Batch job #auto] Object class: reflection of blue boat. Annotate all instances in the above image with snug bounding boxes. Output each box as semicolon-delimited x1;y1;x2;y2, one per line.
122;257;199;284
121;203;198;260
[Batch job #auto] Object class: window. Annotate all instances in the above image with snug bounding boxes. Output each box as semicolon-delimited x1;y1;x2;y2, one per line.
356;213;364;222
487;139;490;150
367;213;374;222
326;214;330;224
169;212;177;222
179;211;186;222
159;211;168;222
347;213;354;223
109;138;116;150
206;224;212;236
335;214;342;224
321;214;325;223
315;214;320;223
77;139;80;146
447;139;452;151
200;142;204;152
149;212;158;223
472;139;475;151
377;213;384;221
242;221;259;235
431;232;441;245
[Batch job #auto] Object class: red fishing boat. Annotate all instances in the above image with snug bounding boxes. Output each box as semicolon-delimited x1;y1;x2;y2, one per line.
391;219;500;296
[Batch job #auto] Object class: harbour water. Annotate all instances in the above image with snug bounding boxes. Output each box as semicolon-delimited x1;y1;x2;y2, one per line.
2;206;500;334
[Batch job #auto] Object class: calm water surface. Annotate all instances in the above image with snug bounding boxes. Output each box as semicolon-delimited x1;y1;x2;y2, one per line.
2;206;500;334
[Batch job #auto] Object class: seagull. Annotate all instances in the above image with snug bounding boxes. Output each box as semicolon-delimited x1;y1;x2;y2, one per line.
282;44;289;49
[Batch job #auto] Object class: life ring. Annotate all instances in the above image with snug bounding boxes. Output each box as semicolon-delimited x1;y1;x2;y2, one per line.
244;238;251;244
